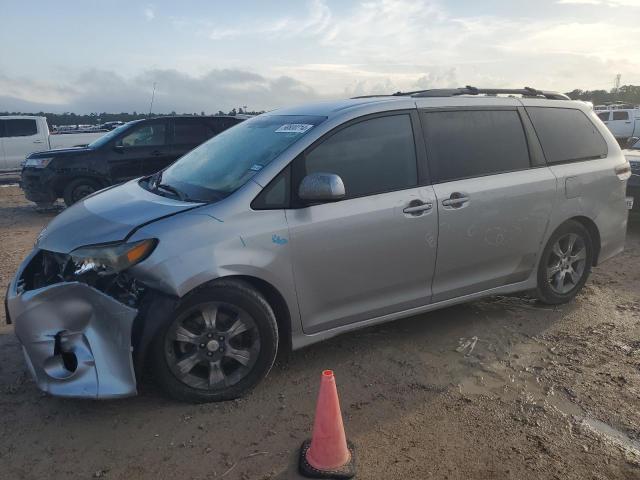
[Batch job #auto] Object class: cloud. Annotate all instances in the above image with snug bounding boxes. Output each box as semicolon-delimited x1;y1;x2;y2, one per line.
557;0;640;6
143;4;155;22
0;68;322;114
209;0;331;39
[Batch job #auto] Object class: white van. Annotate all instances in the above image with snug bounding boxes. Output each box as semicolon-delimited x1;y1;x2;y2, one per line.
0;116;106;172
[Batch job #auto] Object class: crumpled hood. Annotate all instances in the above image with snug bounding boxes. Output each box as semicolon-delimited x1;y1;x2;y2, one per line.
28;147;92;158
37;180;203;253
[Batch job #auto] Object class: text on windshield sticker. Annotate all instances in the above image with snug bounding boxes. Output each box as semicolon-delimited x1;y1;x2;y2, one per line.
275;124;314;134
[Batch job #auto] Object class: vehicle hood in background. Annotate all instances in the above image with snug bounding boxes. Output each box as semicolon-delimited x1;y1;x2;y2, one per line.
623;149;640;161
27;147;93;158
37;180;203;253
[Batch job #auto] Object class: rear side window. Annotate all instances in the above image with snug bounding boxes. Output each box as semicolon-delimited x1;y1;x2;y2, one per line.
612;111;629;121
597;112;610;121
301;114;418;199
422;110;531;183
4;119;38;137
173;119;210;145
526;107;607;164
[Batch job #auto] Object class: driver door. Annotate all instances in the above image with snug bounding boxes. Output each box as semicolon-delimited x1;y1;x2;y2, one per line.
285;112;438;334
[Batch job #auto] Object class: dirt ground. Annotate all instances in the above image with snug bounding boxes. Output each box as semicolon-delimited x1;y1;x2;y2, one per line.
1;183;639;480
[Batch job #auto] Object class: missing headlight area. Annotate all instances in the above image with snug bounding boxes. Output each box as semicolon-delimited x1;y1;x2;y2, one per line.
18;250;145;307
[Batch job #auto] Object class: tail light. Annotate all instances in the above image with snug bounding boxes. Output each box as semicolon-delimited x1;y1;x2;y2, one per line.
616;162;631;181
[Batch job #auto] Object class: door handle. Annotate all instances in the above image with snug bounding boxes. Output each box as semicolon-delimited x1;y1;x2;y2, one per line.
33;140;44;144
442;193;469;208
403;201;432;215
150;150;162;156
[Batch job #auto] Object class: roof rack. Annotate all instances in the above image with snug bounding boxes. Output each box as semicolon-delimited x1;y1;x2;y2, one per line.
352;86;570;101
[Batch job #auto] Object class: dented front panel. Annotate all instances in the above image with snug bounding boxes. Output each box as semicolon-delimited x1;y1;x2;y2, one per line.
7;272;138;398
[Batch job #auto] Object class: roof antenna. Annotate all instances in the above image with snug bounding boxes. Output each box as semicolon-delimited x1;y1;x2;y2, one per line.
148;82;157;116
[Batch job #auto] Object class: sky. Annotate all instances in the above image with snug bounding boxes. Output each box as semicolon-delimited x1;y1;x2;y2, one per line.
1;0;639;114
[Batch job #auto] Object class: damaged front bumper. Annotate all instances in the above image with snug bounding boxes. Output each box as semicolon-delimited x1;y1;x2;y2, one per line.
6;252;139;399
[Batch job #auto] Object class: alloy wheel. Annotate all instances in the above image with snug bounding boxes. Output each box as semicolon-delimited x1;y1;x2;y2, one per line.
546;233;587;295
164;302;261;390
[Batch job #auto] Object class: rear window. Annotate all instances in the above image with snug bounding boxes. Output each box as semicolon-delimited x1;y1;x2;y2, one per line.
421;110;531;183
526;107;607;164
4;119;38;137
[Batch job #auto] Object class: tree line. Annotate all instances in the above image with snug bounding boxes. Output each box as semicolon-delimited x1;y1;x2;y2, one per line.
0;108;265;127
3;85;640;126
565;84;640;105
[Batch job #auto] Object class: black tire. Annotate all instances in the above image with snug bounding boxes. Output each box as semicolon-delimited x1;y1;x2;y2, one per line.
151;280;278;403
536;220;594;305
63;178;100;207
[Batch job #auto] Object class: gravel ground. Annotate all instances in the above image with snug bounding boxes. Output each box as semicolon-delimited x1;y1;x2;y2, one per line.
1;184;639;480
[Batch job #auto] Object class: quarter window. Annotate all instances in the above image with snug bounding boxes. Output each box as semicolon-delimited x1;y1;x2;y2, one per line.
612;111;629;121
422;110;531;183
4;119;38;137
301;114;418;199
526;107;607;164
597;112;610;121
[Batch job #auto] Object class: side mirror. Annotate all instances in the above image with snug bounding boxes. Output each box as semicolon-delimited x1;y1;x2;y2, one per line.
298;173;345;202
626;137;639;149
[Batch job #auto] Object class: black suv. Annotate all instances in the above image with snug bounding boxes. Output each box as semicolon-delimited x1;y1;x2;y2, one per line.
21;116;243;207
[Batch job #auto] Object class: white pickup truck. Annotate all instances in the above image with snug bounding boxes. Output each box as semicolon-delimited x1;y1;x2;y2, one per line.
595;107;640;142
0;116;107;172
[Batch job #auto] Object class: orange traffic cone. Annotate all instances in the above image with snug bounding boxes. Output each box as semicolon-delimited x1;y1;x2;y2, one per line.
299;370;356;479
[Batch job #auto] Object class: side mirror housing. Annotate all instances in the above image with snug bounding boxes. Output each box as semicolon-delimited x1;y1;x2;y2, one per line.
626;136;639;149
298;172;345;202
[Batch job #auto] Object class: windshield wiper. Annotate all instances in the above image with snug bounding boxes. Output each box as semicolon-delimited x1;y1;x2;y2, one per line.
147;171;188;201
156;183;186;201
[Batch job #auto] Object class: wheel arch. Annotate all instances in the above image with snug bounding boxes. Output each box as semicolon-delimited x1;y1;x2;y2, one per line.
218;275;293;356
567;215;601;266
54;174;108;197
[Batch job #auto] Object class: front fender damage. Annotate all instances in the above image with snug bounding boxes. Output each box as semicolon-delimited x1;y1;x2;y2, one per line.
9;282;138;398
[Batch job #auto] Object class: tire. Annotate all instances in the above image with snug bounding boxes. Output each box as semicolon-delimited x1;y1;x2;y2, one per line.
63;178;100;207
536;220;594;305
151;280;279;403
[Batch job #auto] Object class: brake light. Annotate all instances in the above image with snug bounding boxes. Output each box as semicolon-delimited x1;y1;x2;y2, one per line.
616;162;631;180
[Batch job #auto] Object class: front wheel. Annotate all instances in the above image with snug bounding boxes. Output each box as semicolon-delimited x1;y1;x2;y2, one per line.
536;220;594;305
63;178;99;206
151;280;278;403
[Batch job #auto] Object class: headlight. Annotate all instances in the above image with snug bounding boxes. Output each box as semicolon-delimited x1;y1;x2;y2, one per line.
70;239;157;275
24;157;54;168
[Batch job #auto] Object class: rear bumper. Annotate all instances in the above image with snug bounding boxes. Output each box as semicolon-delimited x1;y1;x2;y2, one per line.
6;253;138;398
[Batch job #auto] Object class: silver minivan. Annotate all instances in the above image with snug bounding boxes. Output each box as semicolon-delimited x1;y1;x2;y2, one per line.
5;87;632;402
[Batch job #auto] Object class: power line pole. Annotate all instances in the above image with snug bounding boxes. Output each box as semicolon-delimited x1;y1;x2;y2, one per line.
149;82;157;116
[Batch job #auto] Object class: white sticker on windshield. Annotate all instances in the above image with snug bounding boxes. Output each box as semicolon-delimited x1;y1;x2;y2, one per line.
275;124;314;134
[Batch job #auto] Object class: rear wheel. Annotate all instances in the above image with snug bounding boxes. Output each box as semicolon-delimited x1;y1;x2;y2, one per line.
536;221;594;305
151;280;278;403
63;178;99;206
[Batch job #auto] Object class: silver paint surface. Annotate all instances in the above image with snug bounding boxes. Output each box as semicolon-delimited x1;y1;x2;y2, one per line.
7;269;137;398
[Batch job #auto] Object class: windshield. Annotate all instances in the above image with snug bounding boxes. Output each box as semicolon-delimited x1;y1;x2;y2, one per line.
87;121;139;149
156;114;326;202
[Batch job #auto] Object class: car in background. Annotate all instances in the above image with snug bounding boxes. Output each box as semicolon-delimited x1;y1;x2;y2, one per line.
595;107;640;144
20;115;244;207
622;136;640;210
0;116;107;172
